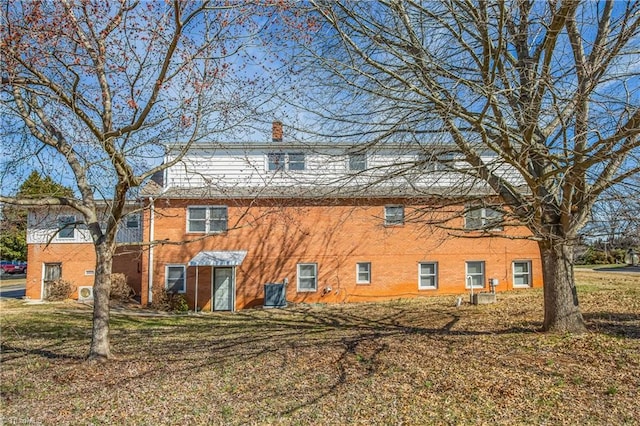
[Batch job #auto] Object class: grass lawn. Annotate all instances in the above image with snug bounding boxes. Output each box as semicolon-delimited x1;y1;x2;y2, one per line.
1;270;639;425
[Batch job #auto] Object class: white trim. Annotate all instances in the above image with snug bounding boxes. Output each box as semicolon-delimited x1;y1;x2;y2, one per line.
297;263;317;292
165;264;186;294
356;262;371;284
418;262;438;290
512;260;532;288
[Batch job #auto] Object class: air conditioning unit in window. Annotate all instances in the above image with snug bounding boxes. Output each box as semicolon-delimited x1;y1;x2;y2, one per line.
77;286;94;302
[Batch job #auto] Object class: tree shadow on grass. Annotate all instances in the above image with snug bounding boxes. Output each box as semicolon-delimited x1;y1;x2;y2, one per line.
584;312;640;339
0;342;85;361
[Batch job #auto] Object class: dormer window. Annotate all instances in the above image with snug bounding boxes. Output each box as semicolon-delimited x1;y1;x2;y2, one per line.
57;215;76;239
267;152;305;171
268;152;285;171
349;152;366;171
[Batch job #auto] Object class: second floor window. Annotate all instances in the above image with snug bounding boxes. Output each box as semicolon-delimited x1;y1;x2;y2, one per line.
267;152;305;171
57;215;76;239
125;214;140;229
349;153;366;171
188;206;228;233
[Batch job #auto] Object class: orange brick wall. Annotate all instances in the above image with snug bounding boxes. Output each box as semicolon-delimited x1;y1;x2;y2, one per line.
142;198;542;311
26;243;142;300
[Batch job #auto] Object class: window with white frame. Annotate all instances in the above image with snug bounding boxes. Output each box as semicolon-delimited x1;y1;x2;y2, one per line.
288;153;306;171
465;207;503;230
187;206;227;233
165;265;186;293
466;261;485;288
125;213;140;229
349;152;366;171
513;261;532;287
297;263;317;292
57;215;76;239
267;152;285;171
384;205;404;226
418;262;438;289
267;152;306;171
356;262;371;284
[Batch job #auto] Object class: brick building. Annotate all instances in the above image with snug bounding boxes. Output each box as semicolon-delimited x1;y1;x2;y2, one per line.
26;123;542;309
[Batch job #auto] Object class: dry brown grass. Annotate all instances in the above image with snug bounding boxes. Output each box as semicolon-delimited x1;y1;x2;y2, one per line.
1;269;639;425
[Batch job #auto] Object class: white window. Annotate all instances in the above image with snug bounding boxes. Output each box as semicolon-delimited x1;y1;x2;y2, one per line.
57;215;76;239
349;153;366;171
513;261;532;287
466;261;485;288
465;207;503;230
125;214;140;229
268;152;285;171
165;265;186;293
288;153;306;171
418;151;457;172
356;262;371;284
418;262;438;289
187;206;227;233
297;263;317;292
384;205;404;226
267;152;305;171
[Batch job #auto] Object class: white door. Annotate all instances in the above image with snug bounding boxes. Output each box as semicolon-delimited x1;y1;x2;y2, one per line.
213;268;233;311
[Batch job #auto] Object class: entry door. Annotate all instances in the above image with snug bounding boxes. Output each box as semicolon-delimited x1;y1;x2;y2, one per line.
43;263;62;300
213;268;233;311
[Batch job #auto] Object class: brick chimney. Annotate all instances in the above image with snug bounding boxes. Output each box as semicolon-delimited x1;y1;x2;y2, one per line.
272;121;283;142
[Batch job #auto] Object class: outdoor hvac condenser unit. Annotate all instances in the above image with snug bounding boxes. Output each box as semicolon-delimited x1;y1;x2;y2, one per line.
77;286;94;302
263;283;286;308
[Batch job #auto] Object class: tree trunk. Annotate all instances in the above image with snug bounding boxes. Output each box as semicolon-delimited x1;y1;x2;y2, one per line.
539;238;587;333
88;240;114;362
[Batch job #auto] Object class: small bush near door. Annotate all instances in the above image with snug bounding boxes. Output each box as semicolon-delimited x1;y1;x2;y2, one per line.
151;286;189;312
45;279;73;301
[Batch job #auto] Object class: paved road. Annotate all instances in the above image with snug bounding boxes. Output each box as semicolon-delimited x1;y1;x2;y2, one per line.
0;274;26;299
591;265;640;273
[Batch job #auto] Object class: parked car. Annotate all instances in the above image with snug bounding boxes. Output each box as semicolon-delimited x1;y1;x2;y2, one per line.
0;260;27;276
13;261;27;274
0;261;17;276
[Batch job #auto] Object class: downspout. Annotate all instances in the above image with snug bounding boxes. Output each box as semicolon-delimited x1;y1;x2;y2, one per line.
148;196;155;304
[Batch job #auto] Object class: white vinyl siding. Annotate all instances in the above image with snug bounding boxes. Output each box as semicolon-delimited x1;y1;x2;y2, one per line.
297;263;317;292
466;261;485;288
187;206;227;233
356;262;371;284
165;265;186;293
418;262;438;289
513;261;532;287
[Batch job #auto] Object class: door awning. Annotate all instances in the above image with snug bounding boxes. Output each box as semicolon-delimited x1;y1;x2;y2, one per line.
188;250;247;267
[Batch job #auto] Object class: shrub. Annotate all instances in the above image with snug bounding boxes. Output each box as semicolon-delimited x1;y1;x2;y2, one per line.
151;286;189;312
45;279;73;301
110;273;135;301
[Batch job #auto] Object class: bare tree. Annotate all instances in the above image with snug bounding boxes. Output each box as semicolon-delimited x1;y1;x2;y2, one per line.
0;0;273;361
283;0;640;332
